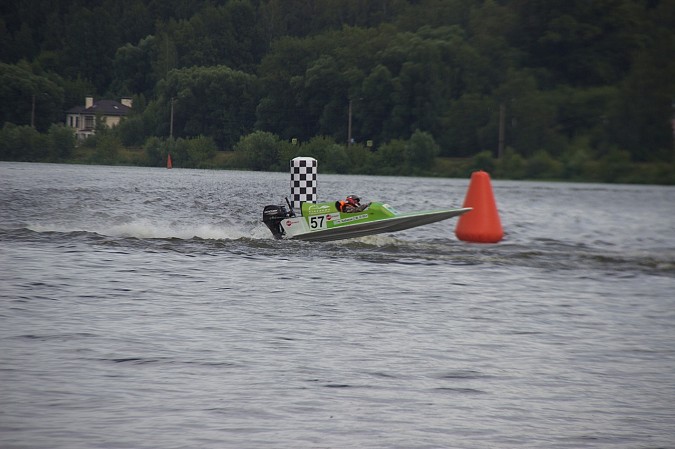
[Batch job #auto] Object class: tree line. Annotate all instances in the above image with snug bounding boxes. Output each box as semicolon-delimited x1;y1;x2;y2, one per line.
1;0;674;183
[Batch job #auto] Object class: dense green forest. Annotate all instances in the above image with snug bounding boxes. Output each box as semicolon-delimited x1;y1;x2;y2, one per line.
1;0;674;183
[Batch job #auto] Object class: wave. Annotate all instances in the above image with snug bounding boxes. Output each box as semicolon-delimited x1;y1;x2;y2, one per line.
3;223;674;277
19;219;264;241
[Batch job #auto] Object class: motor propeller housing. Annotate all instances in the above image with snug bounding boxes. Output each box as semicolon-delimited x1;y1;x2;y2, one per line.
262;204;292;239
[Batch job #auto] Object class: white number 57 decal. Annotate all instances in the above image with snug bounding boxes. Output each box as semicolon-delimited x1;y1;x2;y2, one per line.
309;215;327;230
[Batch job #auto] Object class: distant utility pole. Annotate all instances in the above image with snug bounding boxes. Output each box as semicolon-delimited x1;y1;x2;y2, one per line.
169;97;174;139
347;98;353;147
498;103;505;159
672;101;675;163
31;94;36;128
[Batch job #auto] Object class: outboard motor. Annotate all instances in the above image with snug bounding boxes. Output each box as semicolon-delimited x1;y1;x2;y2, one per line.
262;204;292;239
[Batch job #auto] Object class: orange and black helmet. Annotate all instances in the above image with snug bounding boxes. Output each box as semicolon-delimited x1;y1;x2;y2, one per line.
346;195;360;206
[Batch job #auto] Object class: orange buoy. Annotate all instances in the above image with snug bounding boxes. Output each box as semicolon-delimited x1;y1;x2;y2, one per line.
455;170;503;243
167;153;173;169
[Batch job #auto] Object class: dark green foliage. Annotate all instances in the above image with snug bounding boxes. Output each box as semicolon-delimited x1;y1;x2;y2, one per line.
167;1;266;72
291;136;350;174
0;0;672;183
142;135;216;168
156;65;259;149
375;139;406;175
92;134;121;165
111;39;157;99
0;123;74;162
115;114;148;147
168;136;217;168
525;150;565;179
144;137;167;167
234;130;283;171
0;124;44;161
470;150;497;174
46;124;76;161
405;129;440;172
0;63;65;132
495;149;526;179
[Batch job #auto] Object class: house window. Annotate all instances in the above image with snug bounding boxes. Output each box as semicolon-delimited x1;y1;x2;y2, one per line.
84;116;94;130
75;117;79;128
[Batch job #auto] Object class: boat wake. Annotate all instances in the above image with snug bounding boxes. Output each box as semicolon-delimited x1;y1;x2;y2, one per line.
20;219;266;241
3;222;673;278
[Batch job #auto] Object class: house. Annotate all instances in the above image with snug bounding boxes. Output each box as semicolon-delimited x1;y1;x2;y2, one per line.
65;96;132;140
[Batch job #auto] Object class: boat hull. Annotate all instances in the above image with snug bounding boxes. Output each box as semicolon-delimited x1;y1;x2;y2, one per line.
279;204;471;242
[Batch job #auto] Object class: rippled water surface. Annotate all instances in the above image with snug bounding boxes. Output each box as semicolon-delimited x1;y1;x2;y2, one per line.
1;162;674;448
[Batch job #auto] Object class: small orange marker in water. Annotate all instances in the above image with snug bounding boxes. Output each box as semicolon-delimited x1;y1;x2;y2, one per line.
455;170;503;243
167;153;173;169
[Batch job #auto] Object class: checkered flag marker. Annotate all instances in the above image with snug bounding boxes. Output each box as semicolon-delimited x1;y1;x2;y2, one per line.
290;157;318;214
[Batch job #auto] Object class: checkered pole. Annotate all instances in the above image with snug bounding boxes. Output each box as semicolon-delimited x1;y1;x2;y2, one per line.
290;157;318;214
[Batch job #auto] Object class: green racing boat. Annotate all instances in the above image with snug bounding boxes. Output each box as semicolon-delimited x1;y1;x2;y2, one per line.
262;200;471;242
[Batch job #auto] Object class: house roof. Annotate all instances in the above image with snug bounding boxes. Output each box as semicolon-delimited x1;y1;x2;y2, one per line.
66;99;132;116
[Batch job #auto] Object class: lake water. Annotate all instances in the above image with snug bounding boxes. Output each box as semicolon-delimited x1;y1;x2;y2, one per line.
1;162;674;449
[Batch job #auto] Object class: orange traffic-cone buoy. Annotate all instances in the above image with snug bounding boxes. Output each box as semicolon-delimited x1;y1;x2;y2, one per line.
455;170;503;243
167;153;173;169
